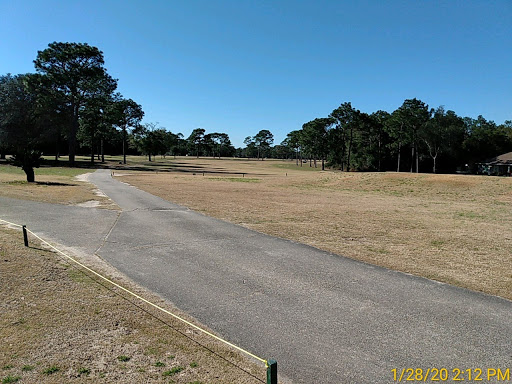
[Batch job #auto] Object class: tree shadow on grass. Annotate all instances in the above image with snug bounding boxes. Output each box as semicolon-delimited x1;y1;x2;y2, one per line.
35;181;77;187
27;245;48;252
40;159;273;176
2;180;76;186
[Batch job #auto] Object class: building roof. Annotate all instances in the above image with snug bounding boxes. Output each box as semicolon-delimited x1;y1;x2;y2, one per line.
480;152;512;165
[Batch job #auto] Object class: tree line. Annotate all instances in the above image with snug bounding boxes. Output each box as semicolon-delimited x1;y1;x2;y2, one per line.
2;42;511;181
275;100;512;173
0;42;241;181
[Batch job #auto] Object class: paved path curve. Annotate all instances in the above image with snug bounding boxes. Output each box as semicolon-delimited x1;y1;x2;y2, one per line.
2;169;511;383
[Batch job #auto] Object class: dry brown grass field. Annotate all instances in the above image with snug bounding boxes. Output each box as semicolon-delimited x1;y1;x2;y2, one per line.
115;156;512;301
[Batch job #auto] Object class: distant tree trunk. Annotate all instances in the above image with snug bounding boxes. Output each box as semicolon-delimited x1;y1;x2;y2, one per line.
101;138;104;163
0;153;5;160
377;129;382;172
322;157;325;171
55;132;60;162
410;146;414;172
90;132;95;164
123;126;127;164
69;103;79;166
416;143;419;173
397;141;401;172
295;149;298;166
396;122;404;172
346;125;354;172
148;152;152;162
300;151;303;167
23;166;35;183
425;140;438;174
309;157;312;167
340;134;347;171
314;158;317;168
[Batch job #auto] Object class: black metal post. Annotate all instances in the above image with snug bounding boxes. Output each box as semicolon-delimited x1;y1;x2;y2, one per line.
22;225;28;247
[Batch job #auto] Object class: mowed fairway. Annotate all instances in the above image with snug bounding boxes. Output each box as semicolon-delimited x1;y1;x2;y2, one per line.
116;156;512;301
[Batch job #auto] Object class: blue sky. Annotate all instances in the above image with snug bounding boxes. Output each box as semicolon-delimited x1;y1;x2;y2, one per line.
1;0;511;147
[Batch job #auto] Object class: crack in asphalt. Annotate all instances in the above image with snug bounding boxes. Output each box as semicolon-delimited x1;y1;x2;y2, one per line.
107;241;184;251
94;210;122;256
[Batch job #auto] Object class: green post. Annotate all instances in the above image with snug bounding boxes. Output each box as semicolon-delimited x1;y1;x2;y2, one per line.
22;225;28;247
266;359;277;384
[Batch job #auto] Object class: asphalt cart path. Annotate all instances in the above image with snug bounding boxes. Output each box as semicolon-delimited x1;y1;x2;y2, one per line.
0;195;119;255
2;169;511;383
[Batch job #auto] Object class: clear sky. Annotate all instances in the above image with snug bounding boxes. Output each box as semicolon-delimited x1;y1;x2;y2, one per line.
1;0;511;147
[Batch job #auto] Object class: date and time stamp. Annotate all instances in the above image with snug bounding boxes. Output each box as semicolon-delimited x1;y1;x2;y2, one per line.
391;368;510;382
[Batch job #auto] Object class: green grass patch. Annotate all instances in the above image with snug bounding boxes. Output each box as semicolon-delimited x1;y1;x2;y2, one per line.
117;355;131;362
0;164;89;178
77;367;91;376
2;181;28;185
163;366;184;376
455;211;484;219
42;365;60;375
271;162;323;171
0;164;25;176
207;177;260;183
21;365;34;372
367;246;390;255
68;269;90;284
154;361;165;367
431;240;446;248
189;361;198;368
144;346;160;356
35;167;89;177
2;376;21;384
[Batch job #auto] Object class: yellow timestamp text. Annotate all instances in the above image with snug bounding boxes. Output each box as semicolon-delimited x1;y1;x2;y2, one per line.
392;368;510;382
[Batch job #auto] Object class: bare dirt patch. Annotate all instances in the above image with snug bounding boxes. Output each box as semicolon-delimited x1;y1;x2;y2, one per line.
0;227;264;383
116;157;512;301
